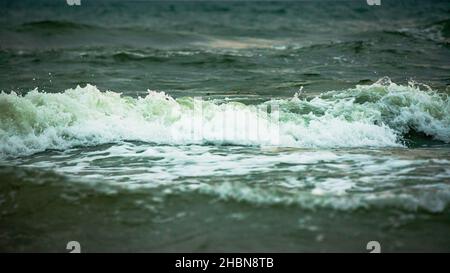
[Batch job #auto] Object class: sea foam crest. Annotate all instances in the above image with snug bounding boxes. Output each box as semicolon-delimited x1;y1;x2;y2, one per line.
0;79;449;157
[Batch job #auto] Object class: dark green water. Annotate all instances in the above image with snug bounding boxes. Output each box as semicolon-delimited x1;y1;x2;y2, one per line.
0;0;449;252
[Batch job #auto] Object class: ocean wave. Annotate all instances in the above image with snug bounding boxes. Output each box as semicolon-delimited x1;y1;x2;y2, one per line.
0;78;449;157
185;181;450;213
386;19;450;45
8;143;450;213
16;20;95;32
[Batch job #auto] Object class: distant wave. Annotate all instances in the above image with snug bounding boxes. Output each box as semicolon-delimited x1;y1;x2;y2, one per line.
384;19;450;45
7;20;207;49
0;78;449;157
17;20;95;31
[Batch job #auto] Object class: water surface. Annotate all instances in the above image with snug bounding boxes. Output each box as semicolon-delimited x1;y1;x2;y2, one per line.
0;0;449;252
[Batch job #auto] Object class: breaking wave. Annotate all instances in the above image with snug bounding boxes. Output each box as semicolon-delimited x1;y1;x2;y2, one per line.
0;78;449;157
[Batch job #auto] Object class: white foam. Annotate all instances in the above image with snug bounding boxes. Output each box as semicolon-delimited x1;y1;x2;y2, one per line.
1;79;449;157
